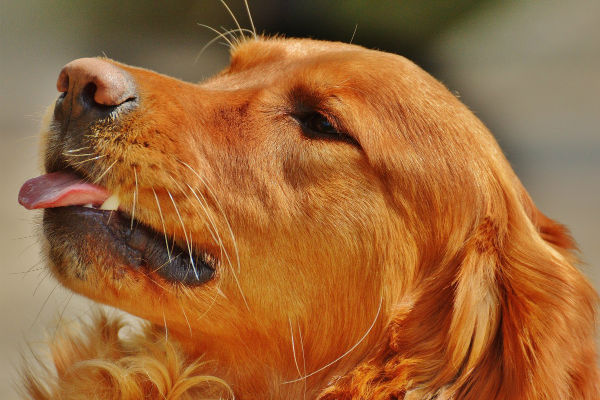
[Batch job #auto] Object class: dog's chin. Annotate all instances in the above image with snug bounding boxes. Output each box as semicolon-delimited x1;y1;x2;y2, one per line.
42;206;216;289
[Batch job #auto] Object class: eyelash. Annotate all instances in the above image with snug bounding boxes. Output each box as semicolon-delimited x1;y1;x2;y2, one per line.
295;112;359;146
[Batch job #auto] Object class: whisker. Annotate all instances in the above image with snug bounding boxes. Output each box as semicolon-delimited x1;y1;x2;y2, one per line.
33;270;50;297
167;189;199;280
169;177;220;252
174;181;237;296
243;0;257;37
53;292;74;339
350;24;358;44
191;286;221;322
289;318;303;379
107;209;115;224
298;322;307;400
16;134;48;143
145;274;170;293
177;159;248;311
186;185;221;249
195;34;227;63
178;183;238;300
31;281;61;329
152;187;172;262
18;240;40;258
179;299;193;338
282;296;384;384
162;310;168;342
195;27;255;62
177;160;241;273
217;24;254;50
93;159;118;183
197;23;234;48
218;0;244;39
11;234;37;240
188;234;195;279
150;253;181;274
71;154;106;166
185;184;238;289
131;167;138;229
62;152;97;157
65;146;90;153
11;261;44;276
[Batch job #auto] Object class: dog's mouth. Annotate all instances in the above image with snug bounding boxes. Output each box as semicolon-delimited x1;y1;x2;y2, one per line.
18;170;215;286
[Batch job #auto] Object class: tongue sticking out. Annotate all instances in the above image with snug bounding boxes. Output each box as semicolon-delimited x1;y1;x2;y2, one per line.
18;171;111;210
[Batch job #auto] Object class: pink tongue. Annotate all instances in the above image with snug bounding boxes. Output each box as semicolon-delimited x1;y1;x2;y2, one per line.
18;171;110;210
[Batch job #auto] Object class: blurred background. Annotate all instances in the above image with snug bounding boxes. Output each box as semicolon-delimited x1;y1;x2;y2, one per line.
1;0;598;397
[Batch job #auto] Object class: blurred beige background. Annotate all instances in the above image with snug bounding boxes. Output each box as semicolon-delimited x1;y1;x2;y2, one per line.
1;0;598;398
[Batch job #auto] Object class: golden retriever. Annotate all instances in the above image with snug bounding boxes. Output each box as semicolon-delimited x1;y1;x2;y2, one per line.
19;36;599;399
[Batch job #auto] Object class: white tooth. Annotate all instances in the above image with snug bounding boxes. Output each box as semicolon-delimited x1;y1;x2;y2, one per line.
100;194;120;211
83;203;94;208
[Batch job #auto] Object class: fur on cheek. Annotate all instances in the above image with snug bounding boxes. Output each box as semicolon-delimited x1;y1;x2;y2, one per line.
21;310;233;400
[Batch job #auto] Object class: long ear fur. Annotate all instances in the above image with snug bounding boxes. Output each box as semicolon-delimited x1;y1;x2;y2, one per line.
319;182;598;399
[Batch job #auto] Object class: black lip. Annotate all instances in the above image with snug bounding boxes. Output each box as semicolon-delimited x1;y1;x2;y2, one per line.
43;206;215;286
44;90;137;179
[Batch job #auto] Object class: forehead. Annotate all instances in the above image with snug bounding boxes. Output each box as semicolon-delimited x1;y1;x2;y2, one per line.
202;37;415;91
231;37;361;63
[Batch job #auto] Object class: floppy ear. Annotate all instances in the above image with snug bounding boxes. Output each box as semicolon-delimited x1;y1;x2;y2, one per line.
446;200;599;399
319;187;598;400
518;183;577;255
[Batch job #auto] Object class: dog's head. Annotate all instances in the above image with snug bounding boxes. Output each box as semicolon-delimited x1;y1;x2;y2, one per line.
20;38;598;398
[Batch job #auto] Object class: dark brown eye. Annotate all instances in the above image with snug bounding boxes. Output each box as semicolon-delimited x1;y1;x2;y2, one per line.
304;113;338;135
297;112;358;146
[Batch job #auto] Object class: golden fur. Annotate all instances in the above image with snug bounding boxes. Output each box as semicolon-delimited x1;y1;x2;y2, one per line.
23;37;599;399
23;312;232;399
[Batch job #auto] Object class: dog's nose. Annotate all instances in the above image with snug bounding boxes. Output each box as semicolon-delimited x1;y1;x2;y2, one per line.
54;58;136;127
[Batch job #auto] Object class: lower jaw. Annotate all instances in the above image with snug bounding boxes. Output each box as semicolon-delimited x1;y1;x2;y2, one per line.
42;206;215;287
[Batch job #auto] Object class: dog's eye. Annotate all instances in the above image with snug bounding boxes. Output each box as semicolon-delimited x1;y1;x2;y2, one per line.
297;112;358;146
304;113;338;135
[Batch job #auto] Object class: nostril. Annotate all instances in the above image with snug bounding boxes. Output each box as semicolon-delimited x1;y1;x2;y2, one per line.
81;82;99;107
56;58;137;109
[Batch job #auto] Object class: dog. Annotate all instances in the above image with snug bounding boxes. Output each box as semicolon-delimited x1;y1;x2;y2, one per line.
19;35;599;399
